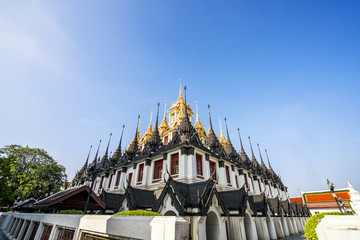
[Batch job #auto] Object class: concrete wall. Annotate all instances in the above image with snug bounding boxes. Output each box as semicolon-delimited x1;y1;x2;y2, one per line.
0;212;189;240
316;215;360;240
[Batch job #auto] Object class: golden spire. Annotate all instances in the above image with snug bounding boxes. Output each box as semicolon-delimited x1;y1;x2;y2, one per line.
159;100;170;138
140;109;153;144
136;115;141;143
194;100;206;140
219;118;227;148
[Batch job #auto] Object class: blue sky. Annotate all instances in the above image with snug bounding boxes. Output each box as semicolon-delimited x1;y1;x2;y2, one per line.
1;0;359;197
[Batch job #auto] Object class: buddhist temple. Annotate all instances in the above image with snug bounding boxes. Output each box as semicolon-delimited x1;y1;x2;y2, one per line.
68;82;310;239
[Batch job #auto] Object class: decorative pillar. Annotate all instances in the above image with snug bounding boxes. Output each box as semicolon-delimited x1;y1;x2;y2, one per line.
255;217;270;240
281;217;290;236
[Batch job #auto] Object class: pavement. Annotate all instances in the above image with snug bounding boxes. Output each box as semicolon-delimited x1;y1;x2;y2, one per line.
283;233;306;239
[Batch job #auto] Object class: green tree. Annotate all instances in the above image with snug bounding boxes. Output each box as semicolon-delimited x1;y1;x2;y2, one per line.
0;145;67;207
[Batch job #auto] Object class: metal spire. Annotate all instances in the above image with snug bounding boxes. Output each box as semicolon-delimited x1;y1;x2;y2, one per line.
196;100;199;120
148;103;161;148
237;128;245;153
265;149;274;171
101;133;112;162
92;140;102;164
208;105;214;131
85;145;92;166
257;143;267;171
224;117;231;143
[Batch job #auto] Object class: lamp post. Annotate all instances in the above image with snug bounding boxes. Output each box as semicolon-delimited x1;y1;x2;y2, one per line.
84;162;103;214
327;179;344;213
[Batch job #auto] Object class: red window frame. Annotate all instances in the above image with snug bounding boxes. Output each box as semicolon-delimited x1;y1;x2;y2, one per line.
235;175;239;188
107;174;113;189
171;153;179;175
226;166;231;185
115;171;121;188
137;163;144;183
99;176;104;191
196;153;203;176
244;173;249;190
164;136;169;145
128;173;133;186
209;161;217;181
153;160;163;180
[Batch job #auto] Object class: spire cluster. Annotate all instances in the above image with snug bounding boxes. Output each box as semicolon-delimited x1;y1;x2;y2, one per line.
72;81;283;187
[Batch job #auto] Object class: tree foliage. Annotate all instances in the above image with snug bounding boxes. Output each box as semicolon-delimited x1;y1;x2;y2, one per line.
0;145;67;207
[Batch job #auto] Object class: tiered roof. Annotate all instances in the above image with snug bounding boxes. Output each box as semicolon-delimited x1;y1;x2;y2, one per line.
72;83;285;189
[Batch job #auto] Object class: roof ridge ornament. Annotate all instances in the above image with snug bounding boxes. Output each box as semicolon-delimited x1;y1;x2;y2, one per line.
178;86;193;142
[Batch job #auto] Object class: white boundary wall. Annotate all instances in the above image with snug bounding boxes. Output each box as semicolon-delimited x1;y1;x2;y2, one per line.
0;212;189;240
316;215;360;240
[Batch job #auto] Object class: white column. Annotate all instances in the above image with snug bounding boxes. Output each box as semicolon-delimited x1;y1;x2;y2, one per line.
286;217;295;235
273;217;285;238
281;217;290;236
255;217;270;240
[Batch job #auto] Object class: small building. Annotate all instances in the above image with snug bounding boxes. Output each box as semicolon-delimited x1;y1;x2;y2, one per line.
290;185;353;215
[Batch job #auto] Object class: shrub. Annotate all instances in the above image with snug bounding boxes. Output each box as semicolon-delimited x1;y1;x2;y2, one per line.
113;210;162;216
304;212;348;240
56;209;84;215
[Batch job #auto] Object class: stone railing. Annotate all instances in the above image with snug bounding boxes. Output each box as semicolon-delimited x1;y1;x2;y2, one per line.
0;212;189;240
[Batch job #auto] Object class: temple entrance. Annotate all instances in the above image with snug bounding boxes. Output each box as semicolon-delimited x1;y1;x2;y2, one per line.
206;211;220;240
164;210;177;216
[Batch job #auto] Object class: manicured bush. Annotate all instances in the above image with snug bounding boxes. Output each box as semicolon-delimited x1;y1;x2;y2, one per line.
113;210;162;216
304;212;348;240
56;209;84;215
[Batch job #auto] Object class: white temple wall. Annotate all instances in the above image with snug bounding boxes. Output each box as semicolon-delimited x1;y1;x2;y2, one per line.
158;194;179;216
281;216;290;236
244;210;258;240
255;217;270;240
273;217;285;238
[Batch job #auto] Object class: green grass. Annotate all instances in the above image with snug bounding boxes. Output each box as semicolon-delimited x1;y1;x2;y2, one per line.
113;210;162;216
304;212;348;240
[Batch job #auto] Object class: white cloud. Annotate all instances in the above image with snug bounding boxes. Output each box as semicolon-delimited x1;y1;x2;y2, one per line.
0;1;76;79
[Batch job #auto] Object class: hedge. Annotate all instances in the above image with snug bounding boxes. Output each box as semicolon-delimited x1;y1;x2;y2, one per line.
113;210;162;216
56;209;84;215
304;212;348;240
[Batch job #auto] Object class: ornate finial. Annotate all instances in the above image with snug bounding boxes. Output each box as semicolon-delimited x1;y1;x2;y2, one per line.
156;102;160;127
164;100;167;119
248;136;258;168
219;118;227;148
179;78;182;94
149;109;153;127
92;140;102;164
257;143;266;171
101;133;112;162
147;103;161;149
265;149;274;173
196;101;199;120
159;100;169;138
224;118;230;141
85;145;92;166
112;125;125;162
208;105;213;130
237;128;244;150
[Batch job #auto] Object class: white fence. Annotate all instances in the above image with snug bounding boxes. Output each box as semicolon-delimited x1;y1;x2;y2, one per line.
0;212;189;240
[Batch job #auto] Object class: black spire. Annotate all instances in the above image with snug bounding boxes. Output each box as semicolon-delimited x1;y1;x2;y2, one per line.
147;103;161;149
248;136;260;170
257;143;267;174
178;86;193;141
265;149;276;178
112;125;125;163
84;145;92;167
92;140;102;165
205;105;221;152
224;117;237;159
126;115;140;157
101;133;112;162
